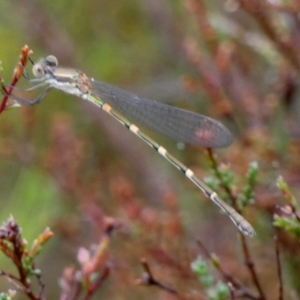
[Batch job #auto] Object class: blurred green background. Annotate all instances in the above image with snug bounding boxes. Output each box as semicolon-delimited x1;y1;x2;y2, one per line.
1;0;300;299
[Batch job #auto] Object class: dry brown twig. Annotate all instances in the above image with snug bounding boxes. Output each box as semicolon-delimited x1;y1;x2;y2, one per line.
0;45;33;114
136;258;179;295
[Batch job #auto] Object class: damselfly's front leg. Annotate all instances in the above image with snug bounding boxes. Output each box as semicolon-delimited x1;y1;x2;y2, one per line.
3;86;53;106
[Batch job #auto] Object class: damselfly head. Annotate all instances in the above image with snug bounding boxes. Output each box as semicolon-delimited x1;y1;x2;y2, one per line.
32;55;59;78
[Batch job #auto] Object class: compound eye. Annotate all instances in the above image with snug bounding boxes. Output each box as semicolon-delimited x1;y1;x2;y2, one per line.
32;64;45;77
45;55;58;67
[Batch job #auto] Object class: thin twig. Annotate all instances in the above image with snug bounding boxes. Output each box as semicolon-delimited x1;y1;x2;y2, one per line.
69;281;83;300
197;240;259;300
205;150;266;300
240;235;266;300
291;205;300;223
237;0;300;71
0;270;21;285
137;258;178;295
228;282;235;300
274;235;283;300
0;45;33;114
83;265;110;300
206;148;239;211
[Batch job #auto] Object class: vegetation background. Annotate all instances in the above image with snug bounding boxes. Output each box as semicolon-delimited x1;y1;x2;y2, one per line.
0;0;300;299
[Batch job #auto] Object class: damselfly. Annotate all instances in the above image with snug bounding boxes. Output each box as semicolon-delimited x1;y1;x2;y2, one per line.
6;55;255;237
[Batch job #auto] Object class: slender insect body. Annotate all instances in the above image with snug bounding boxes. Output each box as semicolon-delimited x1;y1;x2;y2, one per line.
129;124;139;134
102;103;112;113
135;130;160;150
157;146;167;157
11;55;255;237
185;169;195;179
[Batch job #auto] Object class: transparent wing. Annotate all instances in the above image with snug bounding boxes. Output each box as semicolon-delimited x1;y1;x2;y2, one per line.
89;80;233;148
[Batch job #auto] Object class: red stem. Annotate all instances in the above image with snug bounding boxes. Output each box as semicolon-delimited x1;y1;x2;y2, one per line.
0;45;33;114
